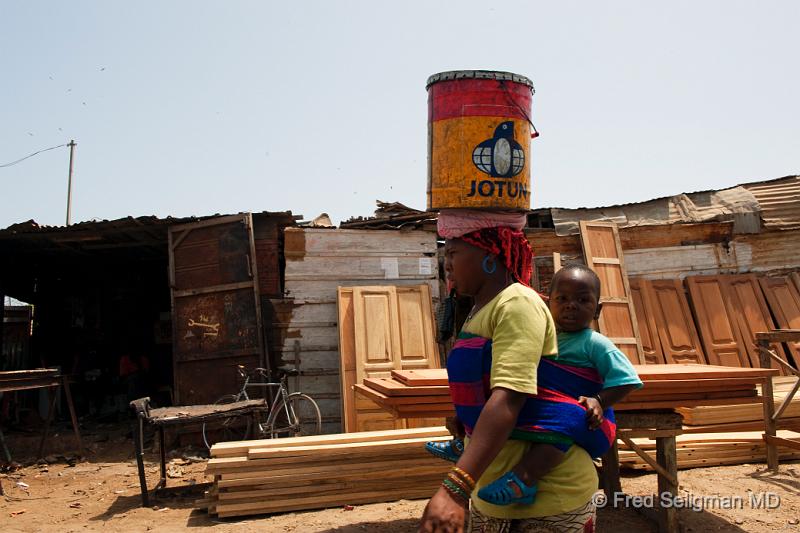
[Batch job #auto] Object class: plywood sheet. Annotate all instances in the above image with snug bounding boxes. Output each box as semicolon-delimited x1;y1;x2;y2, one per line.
579;221;644;363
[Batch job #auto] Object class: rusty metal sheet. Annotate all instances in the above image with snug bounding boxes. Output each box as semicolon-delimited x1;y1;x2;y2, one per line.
169;214;266;405
173;289;260;359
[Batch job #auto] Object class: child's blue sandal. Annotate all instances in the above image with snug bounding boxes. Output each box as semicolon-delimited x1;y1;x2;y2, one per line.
425;438;464;462
477;471;538;506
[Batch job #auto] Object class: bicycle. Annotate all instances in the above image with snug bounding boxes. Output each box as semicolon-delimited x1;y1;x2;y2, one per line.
202;365;322;449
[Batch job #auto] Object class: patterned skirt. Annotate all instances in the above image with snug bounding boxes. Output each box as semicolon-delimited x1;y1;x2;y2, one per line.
469;498;596;533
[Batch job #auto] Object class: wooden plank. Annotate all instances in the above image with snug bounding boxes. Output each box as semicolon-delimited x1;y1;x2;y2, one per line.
247;436;447;459
214;463;448;490
0;368;59;378
616;396;761;410
337;287;358;432
355;384;449;405
763;434;800;451
362;377;449;397
210;426;447;456
647;279;707;365
391;369;448;386
627;389;756;402
634;364;776;380
756;329;800;343
217;460;448;488
579;221;644;364
630;278;666;364
215;486;439;518
759;277;800;369
685;275;751;368
639;377;759;391
552;252;562;272
216;473;443;501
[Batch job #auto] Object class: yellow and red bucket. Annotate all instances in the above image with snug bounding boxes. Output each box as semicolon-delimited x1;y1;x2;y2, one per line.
427;70;535;211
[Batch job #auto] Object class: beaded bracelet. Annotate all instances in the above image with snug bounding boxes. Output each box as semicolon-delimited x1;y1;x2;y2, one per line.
442;477;469;505
446;471;472;494
451;466;476;490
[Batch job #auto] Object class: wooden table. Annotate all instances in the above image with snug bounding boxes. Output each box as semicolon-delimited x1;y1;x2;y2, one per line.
0;369;83;460
600;411;682;533
756;330;800;470
129;396;267;507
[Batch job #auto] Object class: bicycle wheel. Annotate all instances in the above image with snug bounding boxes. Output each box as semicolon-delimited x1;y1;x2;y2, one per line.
267;393;322;438
202;394;252;450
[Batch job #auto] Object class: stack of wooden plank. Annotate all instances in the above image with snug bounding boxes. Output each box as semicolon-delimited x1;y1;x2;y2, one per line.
355;369;454;418
197;427;450;518
356;365;775;415
678;376;800;427
618;430;800;471
615;364;772;410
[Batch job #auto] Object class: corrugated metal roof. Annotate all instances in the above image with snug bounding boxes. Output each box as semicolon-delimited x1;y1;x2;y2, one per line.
743;176;800;230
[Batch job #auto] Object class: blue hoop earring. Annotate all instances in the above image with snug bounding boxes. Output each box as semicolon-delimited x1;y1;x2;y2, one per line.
482;256;497;275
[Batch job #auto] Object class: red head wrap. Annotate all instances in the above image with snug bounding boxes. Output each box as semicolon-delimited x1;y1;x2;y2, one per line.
460;226;533;287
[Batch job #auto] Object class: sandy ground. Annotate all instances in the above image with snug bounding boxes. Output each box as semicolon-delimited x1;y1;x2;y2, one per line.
1;422;799;532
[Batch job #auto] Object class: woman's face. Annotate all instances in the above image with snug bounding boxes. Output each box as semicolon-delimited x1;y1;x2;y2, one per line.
444;239;486;297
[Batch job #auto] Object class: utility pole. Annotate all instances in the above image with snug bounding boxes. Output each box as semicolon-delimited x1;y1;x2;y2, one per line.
65;140;76;226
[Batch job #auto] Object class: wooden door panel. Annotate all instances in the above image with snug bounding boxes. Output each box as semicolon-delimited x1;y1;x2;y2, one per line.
354;287;401;382
582;225;618;259
594;264;626;300
686;276;748;368
579;221;644;364
629;279;665;364
396;285;439;369
723;274;787;373
338;285;440;432
758;276;800;370
649;279;706;364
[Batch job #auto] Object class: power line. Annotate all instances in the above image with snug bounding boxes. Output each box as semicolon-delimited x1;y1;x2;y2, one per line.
0;143;68;168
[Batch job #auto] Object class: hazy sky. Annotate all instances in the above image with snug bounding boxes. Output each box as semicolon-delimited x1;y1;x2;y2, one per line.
1;1;798;228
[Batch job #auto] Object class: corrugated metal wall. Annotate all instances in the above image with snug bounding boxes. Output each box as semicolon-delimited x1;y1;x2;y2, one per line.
265;228;440;434
743;176;800;230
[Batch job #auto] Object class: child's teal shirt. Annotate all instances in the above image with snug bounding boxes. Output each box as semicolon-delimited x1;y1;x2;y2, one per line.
556;329;643;390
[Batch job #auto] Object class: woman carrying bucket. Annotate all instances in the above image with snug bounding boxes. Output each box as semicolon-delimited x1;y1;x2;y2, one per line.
419;72;598;532
418;210;598;533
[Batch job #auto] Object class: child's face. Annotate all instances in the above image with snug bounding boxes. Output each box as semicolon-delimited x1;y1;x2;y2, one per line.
549;271;600;332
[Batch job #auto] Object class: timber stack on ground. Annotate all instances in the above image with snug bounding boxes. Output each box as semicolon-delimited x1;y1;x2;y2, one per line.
618;430;800;470
197;427;450;518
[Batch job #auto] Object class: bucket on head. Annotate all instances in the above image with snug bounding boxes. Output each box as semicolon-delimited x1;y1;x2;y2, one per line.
427;70;535;211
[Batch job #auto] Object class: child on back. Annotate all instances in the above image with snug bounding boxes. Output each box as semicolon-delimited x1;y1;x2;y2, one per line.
426;264;643;505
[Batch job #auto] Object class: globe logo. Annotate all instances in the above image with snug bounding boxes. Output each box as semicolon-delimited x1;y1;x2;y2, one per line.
471;121;525;178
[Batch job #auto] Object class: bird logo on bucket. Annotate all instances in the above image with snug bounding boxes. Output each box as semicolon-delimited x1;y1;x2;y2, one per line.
472;121;525;178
